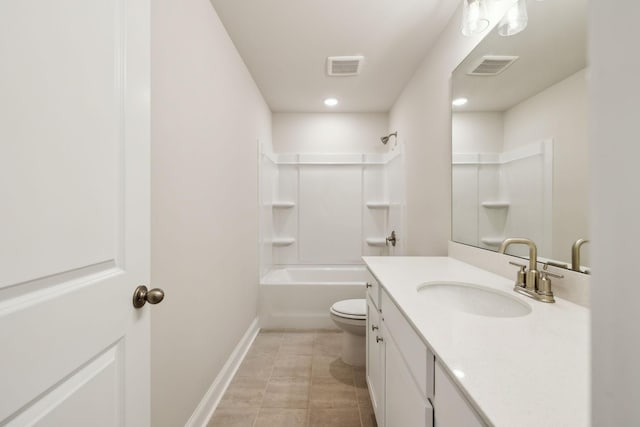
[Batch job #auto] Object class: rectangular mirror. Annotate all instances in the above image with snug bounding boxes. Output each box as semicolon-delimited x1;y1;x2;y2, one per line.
451;0;589;272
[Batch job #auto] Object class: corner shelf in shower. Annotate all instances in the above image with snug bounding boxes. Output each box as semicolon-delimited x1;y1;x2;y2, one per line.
366;201;391;209
272;201;295;209
480;237;505;247
272;238;295;247
481;201;510;209
366;238;387;247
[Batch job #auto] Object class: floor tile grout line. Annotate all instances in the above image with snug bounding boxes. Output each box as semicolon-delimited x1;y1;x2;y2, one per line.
305;331;316;427
353;365;365;427
251;331;283;427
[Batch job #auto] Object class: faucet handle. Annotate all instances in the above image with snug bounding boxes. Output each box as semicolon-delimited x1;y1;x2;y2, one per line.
546;260;569;269
542;263;564;279
537;264;561;303
508;261;527;270
543;271;564;279
508;261;527;288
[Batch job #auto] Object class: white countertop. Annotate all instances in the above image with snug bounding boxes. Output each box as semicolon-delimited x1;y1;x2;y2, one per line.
363;256;589;427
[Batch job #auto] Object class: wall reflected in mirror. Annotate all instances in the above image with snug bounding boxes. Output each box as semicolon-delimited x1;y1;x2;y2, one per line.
451;0;589;272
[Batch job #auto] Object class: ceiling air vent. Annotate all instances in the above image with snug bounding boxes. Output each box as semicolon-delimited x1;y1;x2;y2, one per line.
467;55;519;76
327;56;364;76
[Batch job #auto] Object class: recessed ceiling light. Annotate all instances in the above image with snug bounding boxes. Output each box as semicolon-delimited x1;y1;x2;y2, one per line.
324;98;338;107
452;97;468;107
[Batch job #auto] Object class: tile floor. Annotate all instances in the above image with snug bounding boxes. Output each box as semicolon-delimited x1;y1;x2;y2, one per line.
208;330;377;427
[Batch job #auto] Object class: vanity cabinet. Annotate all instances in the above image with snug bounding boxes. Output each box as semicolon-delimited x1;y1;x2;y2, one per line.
366;271;385;425
366;275;434;427
366;269;484;427
366;296;385;424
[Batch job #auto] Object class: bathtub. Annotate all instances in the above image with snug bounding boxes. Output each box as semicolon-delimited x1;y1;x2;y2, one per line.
259;265;368;329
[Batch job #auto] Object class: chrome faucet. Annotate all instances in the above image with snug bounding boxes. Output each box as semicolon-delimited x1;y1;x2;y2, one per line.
571;238;589;273
499;238;561;303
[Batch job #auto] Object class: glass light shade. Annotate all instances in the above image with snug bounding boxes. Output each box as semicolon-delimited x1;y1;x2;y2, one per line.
498;0;528;36
461;0;490;36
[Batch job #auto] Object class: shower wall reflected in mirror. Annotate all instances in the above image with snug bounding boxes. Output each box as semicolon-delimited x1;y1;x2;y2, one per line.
451;0;589;271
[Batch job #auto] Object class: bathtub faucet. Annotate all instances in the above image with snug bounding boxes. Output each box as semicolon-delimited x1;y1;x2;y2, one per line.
386;231;397;247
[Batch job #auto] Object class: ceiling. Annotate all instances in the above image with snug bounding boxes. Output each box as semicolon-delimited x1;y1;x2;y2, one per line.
210;0;460;113
452;0;588;112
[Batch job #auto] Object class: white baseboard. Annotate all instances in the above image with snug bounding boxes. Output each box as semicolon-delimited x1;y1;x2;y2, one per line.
185;317;260;427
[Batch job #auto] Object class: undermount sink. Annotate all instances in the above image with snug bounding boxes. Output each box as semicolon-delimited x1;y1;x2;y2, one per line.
416;281;531;318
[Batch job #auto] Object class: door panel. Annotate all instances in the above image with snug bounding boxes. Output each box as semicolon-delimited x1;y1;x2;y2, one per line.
0;274;127;421
0;0;122;288
8;343;123;427
0;0;150;425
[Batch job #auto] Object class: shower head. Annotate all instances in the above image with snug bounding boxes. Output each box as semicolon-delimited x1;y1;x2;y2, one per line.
380;131;398;145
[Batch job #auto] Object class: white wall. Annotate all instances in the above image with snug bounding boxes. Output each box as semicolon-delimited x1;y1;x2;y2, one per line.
389;3;512;255
504;69;589;264
452;112;504;153
151;0;271;425
273;113;389;153
590;1;640;425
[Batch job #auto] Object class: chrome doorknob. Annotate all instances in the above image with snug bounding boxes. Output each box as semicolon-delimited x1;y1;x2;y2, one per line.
133;285;165;308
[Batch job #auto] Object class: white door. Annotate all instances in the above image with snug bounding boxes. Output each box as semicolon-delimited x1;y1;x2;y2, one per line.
0;0;152;425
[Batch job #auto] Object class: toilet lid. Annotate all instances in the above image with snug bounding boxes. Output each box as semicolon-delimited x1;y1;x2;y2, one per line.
331;299;366;318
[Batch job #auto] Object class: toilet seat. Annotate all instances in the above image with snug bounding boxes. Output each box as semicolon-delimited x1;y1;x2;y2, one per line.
330;299;366;320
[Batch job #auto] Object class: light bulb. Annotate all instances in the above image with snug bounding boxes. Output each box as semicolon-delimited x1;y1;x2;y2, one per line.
498;0;528;36
461;0;490;36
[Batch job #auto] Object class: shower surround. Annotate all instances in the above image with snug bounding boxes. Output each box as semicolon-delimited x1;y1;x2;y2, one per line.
259;147;404;329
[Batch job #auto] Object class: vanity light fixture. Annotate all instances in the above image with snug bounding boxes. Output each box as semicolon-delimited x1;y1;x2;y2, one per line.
452;97;468;107
323;97;338;107
461;0;490;36
498;0;528;36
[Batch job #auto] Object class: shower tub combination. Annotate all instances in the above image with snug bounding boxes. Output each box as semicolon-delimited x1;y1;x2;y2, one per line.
259;265;368;329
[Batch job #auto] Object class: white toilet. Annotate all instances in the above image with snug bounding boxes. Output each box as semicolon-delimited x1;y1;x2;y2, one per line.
329;299;367;366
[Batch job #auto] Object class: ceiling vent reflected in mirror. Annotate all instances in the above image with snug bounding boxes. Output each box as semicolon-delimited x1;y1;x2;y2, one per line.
327;56;364;76
467;55;519;76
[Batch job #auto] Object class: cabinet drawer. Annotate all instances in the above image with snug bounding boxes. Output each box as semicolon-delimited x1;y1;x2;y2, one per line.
381;289;428;397
365;269;381;309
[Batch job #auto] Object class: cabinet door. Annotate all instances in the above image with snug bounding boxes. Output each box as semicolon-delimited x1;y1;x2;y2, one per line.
366;268;381;308
434;362;484;427
385;325;433;427
367;296;385;426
